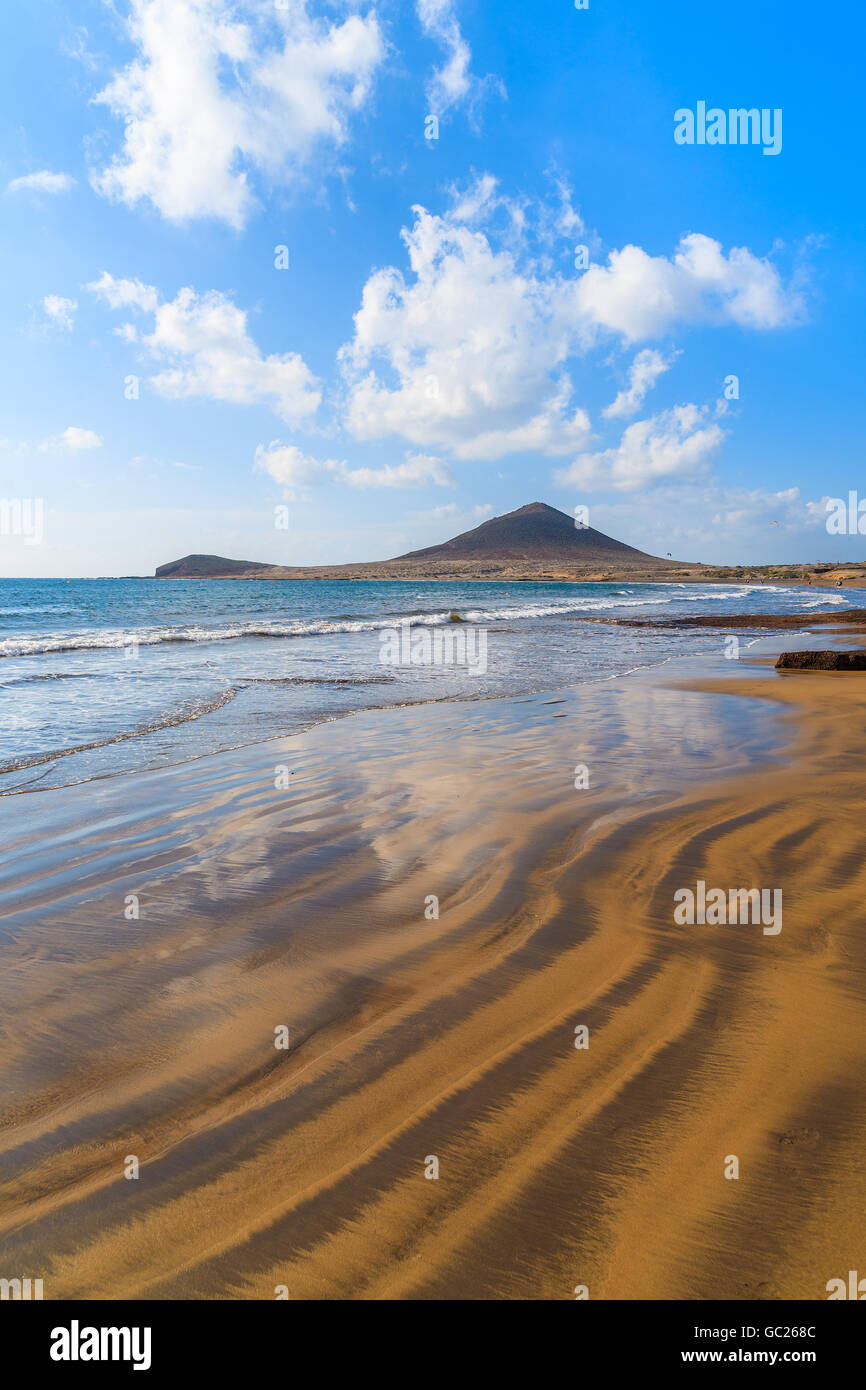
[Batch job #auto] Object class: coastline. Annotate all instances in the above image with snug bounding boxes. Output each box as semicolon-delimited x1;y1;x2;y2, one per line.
3;578;857;798
151;571;866;587
2;632;865;1299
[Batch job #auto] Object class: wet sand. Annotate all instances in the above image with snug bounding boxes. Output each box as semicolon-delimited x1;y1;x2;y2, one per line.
1;641;865;1300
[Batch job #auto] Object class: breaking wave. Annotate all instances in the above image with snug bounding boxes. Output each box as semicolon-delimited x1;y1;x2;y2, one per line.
1;585;835;658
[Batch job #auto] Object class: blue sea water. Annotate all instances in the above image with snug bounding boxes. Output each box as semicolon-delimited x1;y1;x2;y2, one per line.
0;576;856;793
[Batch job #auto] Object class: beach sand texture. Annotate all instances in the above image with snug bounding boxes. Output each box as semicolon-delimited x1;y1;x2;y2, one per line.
1;657;865;1300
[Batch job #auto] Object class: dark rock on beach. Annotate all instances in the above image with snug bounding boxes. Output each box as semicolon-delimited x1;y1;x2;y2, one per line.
602;610;866;630
775;650;866;670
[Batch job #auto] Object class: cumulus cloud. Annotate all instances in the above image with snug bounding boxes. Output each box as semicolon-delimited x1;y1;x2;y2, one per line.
255;443;454;497
87;271;159;314
604;348;679;419
339;189;592;460
42;296;78;331
578;233;803;340
254;442;340;497
91;0;384;228
339;182;802;464
457;382;591;461
557;404;726;492
88;272;320;421
6;170;75;195
62;427;103;451
41;426;104;452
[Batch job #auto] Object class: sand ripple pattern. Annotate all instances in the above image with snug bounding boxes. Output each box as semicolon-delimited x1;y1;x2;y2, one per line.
0;670;864;1299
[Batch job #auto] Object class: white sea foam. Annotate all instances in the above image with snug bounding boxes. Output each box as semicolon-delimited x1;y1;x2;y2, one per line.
1;585;833;657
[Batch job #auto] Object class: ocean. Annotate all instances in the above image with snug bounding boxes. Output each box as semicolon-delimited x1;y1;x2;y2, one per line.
0;576;855;794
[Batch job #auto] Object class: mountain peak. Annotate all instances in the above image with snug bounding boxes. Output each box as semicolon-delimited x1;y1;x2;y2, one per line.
156;553;272;578
155;501;690;580
394;500;660;565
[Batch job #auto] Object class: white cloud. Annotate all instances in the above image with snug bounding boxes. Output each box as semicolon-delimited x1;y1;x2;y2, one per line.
339;185;801;464
87;271;159;314
448;171;501;224
417;0;473;114
63;426;103;451
803;496;834;527
41;426;104;452
42;296;78;331
344;452;455;489
91;0;384;228
62;25;99;73
707;485;807;532
447;171;584;250
584;482;826;561
6;170;75;195
457;382;591;461
254;443;454;497
604;348;679;419
473;502;492;517
578;233;802;340
557;404;725;492
254;442;337;497
339;189;592;460
89;272;320;421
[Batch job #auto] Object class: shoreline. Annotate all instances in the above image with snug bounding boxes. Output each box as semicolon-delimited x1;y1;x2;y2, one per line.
37;573;866;589
2;598;858;799
151;572;866;587
1;589;861;800
1;632;865;1298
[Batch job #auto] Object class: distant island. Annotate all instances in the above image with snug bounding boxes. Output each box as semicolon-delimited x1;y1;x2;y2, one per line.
155;500;866;587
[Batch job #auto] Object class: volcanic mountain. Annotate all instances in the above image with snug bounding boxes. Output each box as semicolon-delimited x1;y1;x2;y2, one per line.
394;503;672;570
156;502;694;581
154;553;273;578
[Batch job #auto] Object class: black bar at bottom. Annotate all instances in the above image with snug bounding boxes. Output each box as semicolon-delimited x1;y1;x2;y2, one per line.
5;1297;861;1375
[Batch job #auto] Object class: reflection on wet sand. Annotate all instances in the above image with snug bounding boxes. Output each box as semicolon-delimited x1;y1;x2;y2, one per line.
1;658;865;1300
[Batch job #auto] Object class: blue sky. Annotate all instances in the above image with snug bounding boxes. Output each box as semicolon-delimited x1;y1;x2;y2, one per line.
0;0;864;576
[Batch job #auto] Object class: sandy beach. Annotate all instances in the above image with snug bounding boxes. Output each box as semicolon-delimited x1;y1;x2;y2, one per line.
1;634;865;1300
